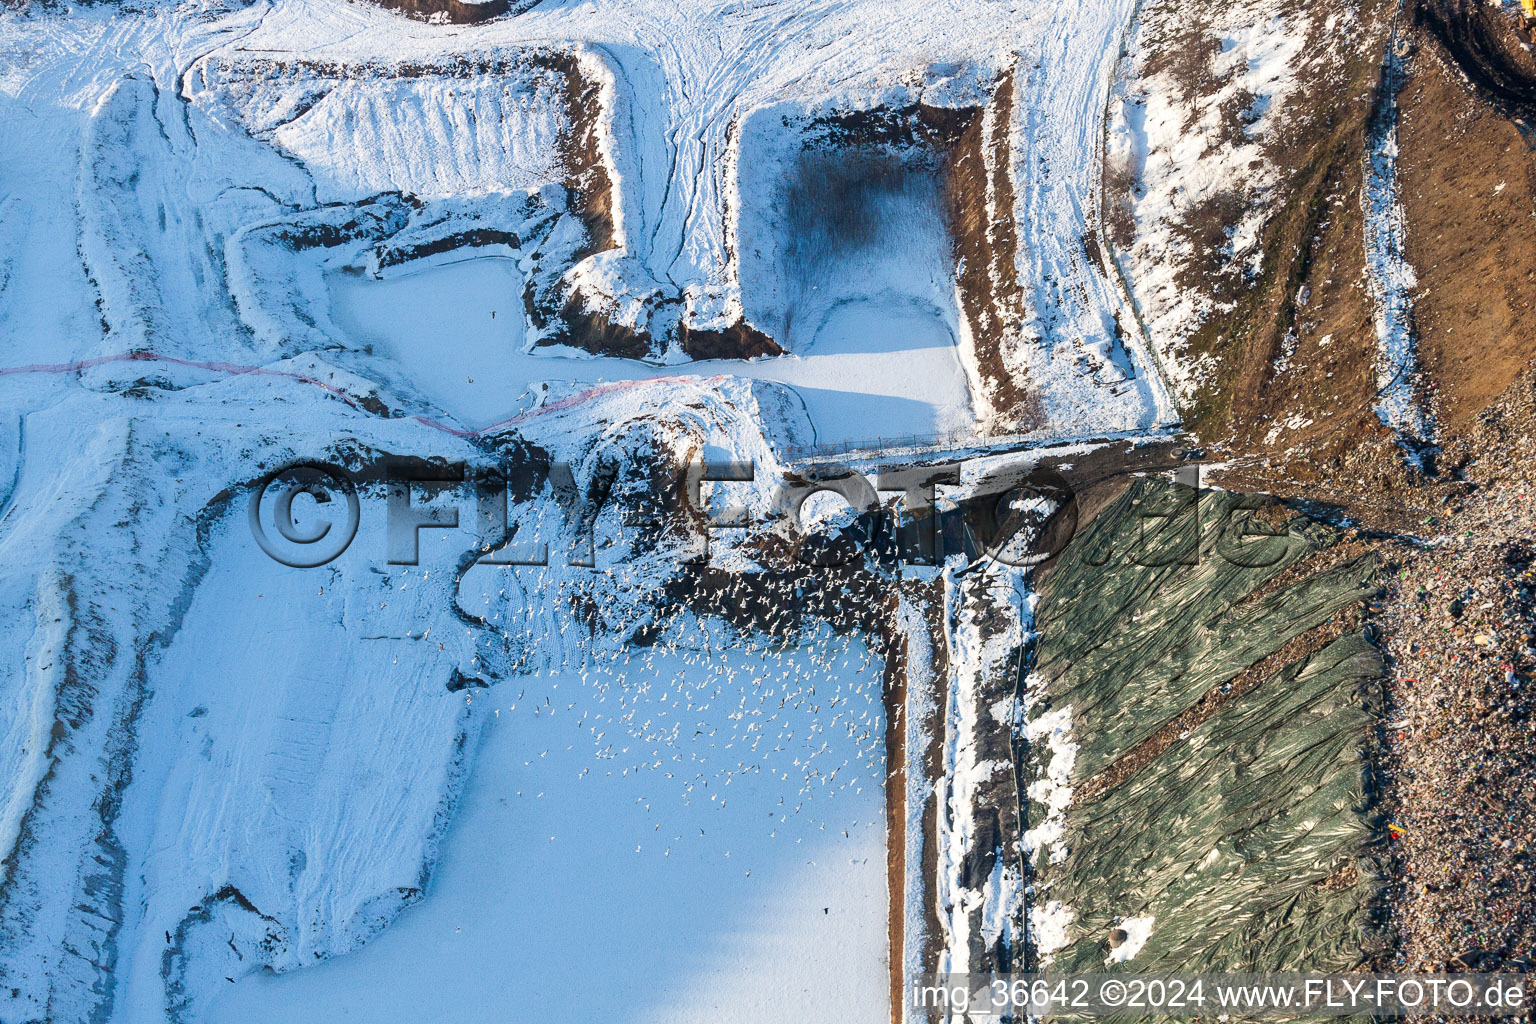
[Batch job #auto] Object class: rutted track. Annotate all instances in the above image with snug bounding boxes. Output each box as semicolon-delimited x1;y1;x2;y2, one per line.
1413;0;1536;133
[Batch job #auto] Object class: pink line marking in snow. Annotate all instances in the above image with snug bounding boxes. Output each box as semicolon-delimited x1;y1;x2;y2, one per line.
1;351;726;439
0;351;361;407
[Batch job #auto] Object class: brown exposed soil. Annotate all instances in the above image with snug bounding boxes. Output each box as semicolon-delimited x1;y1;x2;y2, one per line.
1184;17;1392;453
1396;6;1536;430
524;51;660;358
882;622;908;1024
1412;0;1536;128
943;74;1046;431
374;226;525;270
551;293;652;360
678;319;784;360
1187;0;1536;521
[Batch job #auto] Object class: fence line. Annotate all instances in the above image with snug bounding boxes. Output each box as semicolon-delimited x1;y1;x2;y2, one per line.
781;423;1186;466
781;430;988;463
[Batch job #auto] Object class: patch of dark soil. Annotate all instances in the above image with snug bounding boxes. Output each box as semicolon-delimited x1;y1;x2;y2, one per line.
375;227;523;269
1103;151;1139;253
1190;117;1383;445
444;668;488;692
551;293;652;360
1168;186;1247;301
913;585;949;984
882;615;910;1024
678;320;783;360
362;0;517;25
803;102;977;152
1137;24;1225;129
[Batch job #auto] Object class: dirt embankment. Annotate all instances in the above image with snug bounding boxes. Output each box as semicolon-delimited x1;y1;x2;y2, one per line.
360;0;550;25
1172;0;1396;457
881;614;911;1024
877;579;948;1024
943;73;1045;431
1396;0;1536;433
530;52;653;360
363;0;510;25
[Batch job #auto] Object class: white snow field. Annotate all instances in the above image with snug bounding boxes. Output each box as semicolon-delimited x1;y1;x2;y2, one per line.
0;0;1190;1020
0;0;1178;442
329;254;971;441
206;640;889;1024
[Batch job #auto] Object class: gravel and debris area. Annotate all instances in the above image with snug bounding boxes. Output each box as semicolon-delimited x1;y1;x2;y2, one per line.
1376;370;1536;973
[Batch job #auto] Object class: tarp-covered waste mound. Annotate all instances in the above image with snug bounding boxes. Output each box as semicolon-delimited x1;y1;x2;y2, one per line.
1021;477;1391;987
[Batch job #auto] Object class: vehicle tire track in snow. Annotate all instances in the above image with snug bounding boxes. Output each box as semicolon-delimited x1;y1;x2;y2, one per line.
1006;0;1176;430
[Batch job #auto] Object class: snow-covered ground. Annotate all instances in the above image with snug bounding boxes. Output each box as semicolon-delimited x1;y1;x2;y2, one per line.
1005;0;1170;426
0;0;1192;1019
0;0;1178;436
329;252;972;442
205;641;889;1024
935;558;1030;972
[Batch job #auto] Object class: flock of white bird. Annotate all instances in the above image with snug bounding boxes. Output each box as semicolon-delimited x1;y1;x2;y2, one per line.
446;553;896;857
